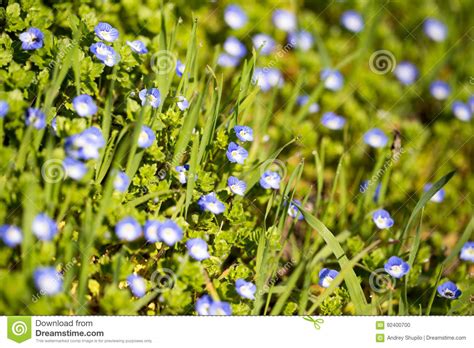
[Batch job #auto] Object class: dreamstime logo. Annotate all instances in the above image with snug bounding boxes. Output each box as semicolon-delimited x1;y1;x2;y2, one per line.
369;50;396;75
7;317;32;343
150;50;176;75
150;268;177;293
259;159;287;181
41;159;66;183
369;268;396;293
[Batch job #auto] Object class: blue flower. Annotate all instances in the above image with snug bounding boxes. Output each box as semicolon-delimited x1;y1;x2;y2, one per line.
224;36;247;59
217;53;240;68
32;213;58;241
224;4;247;29
235;279;256;300
126;40;148;54
209;301;232;315
115;217;142;241
177;96;189;111
288;31;314;51
372;209;394;229
321;112;346;130
252;33;276;56
90;42;120;66
437;281;461;299
384;256;410;278
19;27;44;50
423;183;445;203
253;68;283;91
226;142;248;164
234;125;253;142
63;157;87;180
318;268;339;288
363;128;388;148
33;267;63;296
321;69;344;91
260;171;281;190
72;94;97;117
272;9;296;32
176;59;185;77
340;10;364;33
65;127;105;160
127;274;146;297
468;96;474;113
452;101;472;122
138;88;161;108
195;295;213;315
137;126;155;148
186;238;210;261
228;176;247;196
288;200;304;220
423;18;447;42
198;192;225;214
460;241;474;262
25;108;46;129
143;219;161;243
429;80;450;100
394;61;418;85
296;95;319;113
0;100;9;118
360;181;381;202
114;171;130;192
0;225;23;247
175;164;190;184
94;22;119;42
158;219;183;246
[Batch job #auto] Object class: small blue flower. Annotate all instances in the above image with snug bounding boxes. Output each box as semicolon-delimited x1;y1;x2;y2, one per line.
138;88;161;109
372;209;394;229
468;96;474;113
252;33;276;56
209;301;232;315
177;96;189;111
272;9;296;32
318;268;339;288
234;125;253;142
226;142;248;164
394;61;418;85
114;171;130;192
227;176;247;196
429;80;451;100
296;95;319;113
32;213;58;241
0;100;9;118
288;31;314;51
437;281;461;299
384;256;410;278
460;241;474;262
360;180;381;202
288;200;304;220
195;295;213;315
115;217;142;241
0;225;23;247
25;108;46;129
137;126;155;148
340;10;364;33
127;274;146;297
364;128;388;148
33;267;63;295
423;18;447;42
126;40;148;54
321;69;344;91
321;112;346;130
94;22;119;42
186;238;210;261
176;59;185;77
63;157;87;180
217;53;241;68
224;36;247;59
19;27;44;50
235;279;256;300
198;192;225;214
65;127;105;160
253;68;283;92
72;94;97;117
260;171;281;190
157;219;183;246
90;42;120;66
175;164;190;184
224;4;247;29
452;101;472;122
423;183;446;203
144;219;161;243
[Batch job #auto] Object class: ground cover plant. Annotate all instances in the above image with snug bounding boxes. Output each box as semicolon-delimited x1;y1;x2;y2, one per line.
0;0;473;316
